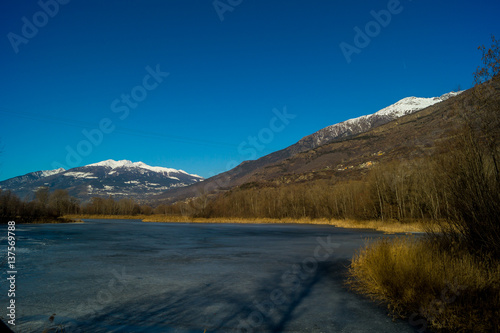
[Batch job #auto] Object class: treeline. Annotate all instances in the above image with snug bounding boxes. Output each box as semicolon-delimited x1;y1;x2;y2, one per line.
0;187;163;222
80;197;155;215
0;187;79;223
190;158;451;222
80;197;195;216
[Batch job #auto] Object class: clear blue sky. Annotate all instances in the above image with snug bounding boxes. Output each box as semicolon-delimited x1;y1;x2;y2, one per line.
1;0;499;181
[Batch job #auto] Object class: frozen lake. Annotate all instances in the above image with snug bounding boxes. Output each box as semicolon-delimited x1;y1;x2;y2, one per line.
1;220;419;332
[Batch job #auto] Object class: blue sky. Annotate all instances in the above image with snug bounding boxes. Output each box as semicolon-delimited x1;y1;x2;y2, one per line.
1;0;499;181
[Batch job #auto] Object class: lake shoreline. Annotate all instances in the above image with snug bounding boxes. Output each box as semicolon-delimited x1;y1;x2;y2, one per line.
63;214;428;234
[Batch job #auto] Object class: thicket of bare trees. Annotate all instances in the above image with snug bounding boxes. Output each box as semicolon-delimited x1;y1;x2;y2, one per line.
441;36;500;258
0;187;79;223
191;157;451;223
0;188;162;221
81;196;154;215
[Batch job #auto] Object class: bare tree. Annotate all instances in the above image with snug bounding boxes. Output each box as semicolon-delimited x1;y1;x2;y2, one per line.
35;187;50;208
443;36;500;258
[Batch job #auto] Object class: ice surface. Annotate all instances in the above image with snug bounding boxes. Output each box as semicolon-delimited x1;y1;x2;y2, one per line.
8;220;421;332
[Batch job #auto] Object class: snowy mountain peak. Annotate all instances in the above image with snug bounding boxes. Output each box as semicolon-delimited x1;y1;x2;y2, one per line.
373;91;463;118
86;159;203;179
87;159;135;169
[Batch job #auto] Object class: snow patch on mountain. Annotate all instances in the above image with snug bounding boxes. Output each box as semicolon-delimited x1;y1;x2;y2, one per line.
63;172;98;179
40;168;66;178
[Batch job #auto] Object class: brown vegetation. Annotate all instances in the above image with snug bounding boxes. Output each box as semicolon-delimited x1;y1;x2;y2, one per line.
0;187;78;223
348;236;500;332
347;36;500;332
184;157;456;224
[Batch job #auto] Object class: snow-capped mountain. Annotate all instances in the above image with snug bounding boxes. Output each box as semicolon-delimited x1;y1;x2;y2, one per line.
87;159;202;179
294;91;462;150
0;159;203;202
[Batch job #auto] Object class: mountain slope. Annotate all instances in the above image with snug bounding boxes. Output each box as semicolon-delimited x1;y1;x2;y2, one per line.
0;167;66;189
155;91;463;203
245;92;473;183
236;83;499;185
0;159;203;202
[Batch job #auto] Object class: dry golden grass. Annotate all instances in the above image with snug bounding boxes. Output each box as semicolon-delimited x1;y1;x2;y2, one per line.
64;214;427;233
348;236;500;332
328;219;428;234
143;215;332;224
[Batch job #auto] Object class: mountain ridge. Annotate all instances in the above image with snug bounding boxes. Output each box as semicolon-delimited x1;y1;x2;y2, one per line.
0;91;466;205
0;159;203;202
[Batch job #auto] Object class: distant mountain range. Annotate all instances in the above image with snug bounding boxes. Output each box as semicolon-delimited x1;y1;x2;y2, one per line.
0;159;203;202
1;90;467;205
